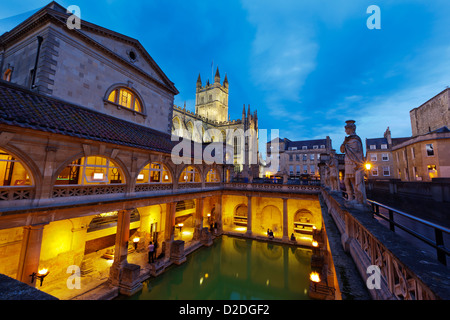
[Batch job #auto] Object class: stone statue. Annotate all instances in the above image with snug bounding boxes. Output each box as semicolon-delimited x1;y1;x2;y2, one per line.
340;120;367;205
328;149;339;192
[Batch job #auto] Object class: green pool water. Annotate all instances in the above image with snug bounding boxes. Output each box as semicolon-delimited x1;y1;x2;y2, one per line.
120;235;312;300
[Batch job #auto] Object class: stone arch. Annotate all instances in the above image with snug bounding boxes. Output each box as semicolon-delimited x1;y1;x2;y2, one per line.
294;209;314;225
177;164;202;183
0;146;39;187
135;161;173;184
172;116;183;136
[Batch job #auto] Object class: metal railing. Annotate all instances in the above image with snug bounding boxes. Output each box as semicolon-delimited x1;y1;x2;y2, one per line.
368;199;450;266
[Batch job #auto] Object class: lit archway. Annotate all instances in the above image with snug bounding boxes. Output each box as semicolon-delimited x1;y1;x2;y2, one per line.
179;166;201;183
137;162;172;184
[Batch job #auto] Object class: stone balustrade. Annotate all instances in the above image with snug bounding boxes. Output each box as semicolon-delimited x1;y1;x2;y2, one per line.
321;189;450;300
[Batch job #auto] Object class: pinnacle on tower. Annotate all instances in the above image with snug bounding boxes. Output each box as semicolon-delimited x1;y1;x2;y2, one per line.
223;73;229;88
214;67;220;83
196;73;202;88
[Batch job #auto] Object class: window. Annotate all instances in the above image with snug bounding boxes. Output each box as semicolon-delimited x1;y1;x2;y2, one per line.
296;165;300;174
411;147;415;159
56;156;123;185
320;145;325;149
372;166;378;176
289;165;294;175
313;145;318;150
290;147;297;151
3;69;12;82
381;144;388;149
303;154;307;161
383;166;390;176
426;144;434;157
310;165;315;174
370;154;377;162
370;145;376;150
289;154;293;161
0;149;32;186
296;154;300;161
179;166;201;183
302;146;307;150
137;162;171;184
107;87;142;112
382;153;389;161
310;154;314;161
303;165;308;174
206;169;220;182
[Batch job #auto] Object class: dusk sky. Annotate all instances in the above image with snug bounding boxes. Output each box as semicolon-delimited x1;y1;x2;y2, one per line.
1;0;450;157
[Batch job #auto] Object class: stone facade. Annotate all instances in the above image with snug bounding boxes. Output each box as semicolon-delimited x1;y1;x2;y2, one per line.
172;68;259;174
0;2;178;135
266;137;332;178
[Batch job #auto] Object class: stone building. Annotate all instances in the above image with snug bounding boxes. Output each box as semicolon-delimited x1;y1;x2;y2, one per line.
265;137;333;179
172;68;259;175
410;88;450;137
365;127;409;180
392;126;450;181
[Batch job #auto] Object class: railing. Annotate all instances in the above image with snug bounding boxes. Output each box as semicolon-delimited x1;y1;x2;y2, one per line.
368;200;450;266
52;184;126;198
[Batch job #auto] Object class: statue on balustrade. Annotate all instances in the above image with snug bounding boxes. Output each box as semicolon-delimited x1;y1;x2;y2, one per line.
328;149;340;192
340;120;367;206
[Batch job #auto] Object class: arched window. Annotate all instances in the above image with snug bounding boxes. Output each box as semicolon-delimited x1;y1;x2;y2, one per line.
172;117;182;136
107;87;142;112
137;162;172;184
0;148;32;186
179;166;200;183
56;156;123;185
206;169;220;183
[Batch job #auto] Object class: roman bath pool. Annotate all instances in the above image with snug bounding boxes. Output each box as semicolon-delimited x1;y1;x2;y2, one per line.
118;235;312;300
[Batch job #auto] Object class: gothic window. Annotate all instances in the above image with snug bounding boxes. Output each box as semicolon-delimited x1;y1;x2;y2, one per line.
137;162;172;184
426;144;434;157
3;69;12;82
56;156;123;185
107;87;142;112
0;149;32;186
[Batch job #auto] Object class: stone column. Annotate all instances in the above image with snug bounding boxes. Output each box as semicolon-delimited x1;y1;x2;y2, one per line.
246;195;252;236
282;198;289;241
109;209;142;296
17;224;47;287
216;195;223;234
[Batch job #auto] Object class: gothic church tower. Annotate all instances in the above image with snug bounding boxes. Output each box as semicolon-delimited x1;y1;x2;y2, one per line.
195;67;229;122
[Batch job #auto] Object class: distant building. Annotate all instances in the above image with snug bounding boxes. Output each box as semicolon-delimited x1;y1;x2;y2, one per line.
365;127;409;180
265;137;332;179
392;126;450;181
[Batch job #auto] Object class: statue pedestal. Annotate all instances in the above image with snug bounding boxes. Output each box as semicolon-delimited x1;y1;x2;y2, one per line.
170;240;186;265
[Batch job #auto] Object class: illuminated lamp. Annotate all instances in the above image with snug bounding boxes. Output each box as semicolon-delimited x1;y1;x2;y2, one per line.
133;237;140;250
310;272;320;283
137;174;145;180
92;172;104;181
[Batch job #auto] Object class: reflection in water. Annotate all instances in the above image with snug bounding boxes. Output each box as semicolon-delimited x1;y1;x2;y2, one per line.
120;235;312;300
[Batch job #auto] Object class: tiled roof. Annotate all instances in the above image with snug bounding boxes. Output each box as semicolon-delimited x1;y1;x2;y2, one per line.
0;81;175;154
286;139;327;150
